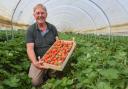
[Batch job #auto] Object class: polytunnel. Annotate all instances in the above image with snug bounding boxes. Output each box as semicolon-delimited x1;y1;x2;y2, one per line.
0;0;128;35
0;0;128;89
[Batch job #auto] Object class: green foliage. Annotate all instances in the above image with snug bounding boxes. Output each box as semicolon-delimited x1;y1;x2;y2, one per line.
99;68;119;80
96;82;112;89
0;31;128;89
42;77;73;89
3;76;20;87
0;31;31;89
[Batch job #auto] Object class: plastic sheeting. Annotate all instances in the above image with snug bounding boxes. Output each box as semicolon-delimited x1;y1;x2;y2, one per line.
0;0;128;35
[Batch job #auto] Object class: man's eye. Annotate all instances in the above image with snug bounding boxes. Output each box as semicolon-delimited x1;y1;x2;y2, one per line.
36;12;40;15
36;12;44;15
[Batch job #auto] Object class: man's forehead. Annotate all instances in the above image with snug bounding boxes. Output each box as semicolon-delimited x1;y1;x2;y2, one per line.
34;7;46;12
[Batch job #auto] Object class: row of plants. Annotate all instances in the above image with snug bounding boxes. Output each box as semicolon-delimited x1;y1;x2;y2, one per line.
0;30;11;42
42;33;128;89
0;30;26;42
0;31;128;89
0;35;32;89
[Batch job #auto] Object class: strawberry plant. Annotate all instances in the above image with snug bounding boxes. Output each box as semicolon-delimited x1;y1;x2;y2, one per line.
0;31;128;89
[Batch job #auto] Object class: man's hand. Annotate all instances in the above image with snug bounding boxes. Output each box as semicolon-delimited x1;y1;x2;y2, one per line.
32;57;49;69
33;60;44;69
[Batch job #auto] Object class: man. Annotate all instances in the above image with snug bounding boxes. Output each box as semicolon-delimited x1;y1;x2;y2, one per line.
26;3;58;86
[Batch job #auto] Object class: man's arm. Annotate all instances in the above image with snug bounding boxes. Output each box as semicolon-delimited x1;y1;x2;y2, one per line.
26;43;37;63
26;43;44;69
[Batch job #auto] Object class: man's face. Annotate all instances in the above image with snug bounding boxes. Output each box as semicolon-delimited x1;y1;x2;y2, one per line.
33;7;47;24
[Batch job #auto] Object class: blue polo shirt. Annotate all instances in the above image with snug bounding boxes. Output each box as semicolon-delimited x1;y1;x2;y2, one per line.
26;22;58;59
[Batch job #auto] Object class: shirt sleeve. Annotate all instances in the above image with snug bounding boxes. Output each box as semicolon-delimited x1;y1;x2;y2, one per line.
26;26;34;43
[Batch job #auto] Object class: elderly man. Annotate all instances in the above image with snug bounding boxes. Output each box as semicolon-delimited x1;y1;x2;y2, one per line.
26;3;58;86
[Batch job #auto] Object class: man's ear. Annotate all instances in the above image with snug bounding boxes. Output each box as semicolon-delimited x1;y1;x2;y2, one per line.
33;13;35;17
33;13;36;19
46;12;48;18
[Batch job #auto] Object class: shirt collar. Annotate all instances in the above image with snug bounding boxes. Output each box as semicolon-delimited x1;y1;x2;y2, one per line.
35;22;51;32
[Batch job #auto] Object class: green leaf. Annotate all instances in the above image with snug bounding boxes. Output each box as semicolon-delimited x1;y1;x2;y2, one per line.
99;68;119;80
97;82;112;89
126;86;128;89
61;77;68;86
0;85;4;89
0;69;10;77
10;64;22;71
76;82;83;89
87;71;97;83
107;60;117;66
3;76;20;87
67;79;73;85
52;80;62;89
31;87;36;89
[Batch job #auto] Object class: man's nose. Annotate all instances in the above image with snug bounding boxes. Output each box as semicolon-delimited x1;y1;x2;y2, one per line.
38;14;42;16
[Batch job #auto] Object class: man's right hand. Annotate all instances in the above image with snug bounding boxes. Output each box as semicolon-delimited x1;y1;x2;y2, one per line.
33;57;49;69
33;60;44;69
